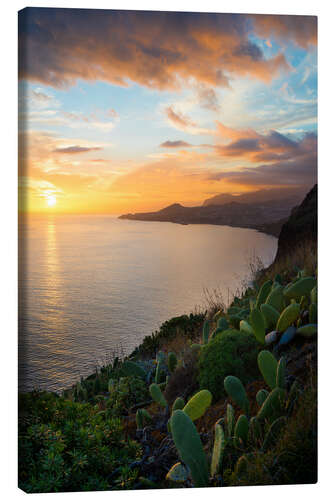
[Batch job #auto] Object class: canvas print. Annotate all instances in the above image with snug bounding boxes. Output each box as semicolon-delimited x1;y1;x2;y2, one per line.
18;7;317;492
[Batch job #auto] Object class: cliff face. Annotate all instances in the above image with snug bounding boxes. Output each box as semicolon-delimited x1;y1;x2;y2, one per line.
274;184;317;262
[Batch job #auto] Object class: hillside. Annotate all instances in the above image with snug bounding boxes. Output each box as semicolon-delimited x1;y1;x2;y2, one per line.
19;186;318;492
274;184;317;263
202;186;308;207
119;195;302;237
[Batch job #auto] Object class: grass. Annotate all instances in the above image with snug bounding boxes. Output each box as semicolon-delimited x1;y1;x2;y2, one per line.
258;239;317;286
226;380;317;486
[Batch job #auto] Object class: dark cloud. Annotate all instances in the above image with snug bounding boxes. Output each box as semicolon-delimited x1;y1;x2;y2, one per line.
223;138;261;154
233;41;263;61
209;153;317;187
250;14;317;48
18;8;299;90
208;131;317;188
53;146;102;154
160;140;193;148
215;126;301;162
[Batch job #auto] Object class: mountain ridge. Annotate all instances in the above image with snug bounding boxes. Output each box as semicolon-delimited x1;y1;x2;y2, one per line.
119;193;305;237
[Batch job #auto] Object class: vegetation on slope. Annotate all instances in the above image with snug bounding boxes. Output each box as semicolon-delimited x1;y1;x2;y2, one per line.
18;185;318;492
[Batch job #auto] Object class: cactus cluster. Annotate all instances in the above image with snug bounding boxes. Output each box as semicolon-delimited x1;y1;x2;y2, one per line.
166;346;295;487
87;267;315;489
199;271;317;353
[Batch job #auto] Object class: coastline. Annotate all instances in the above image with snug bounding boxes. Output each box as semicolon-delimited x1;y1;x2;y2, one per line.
118;216;284;238
19;184;318;491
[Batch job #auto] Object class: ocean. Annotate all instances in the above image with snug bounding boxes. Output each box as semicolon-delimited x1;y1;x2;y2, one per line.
18;215;277;392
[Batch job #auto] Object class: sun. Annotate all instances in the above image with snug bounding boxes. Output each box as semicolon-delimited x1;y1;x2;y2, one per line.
46;195;57;207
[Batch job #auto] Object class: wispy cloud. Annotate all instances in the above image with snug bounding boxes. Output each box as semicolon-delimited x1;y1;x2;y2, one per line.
160;140;192;148
164;106;213;135
53;145;103;154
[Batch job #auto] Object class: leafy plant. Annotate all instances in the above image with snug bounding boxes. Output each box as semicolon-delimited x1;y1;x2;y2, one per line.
18;392;141;493
198;329;261;401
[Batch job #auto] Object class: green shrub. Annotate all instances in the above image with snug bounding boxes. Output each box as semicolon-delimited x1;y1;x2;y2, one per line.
131;313;205;358
18;391;141;493
106;376;149;417
198;330;261;401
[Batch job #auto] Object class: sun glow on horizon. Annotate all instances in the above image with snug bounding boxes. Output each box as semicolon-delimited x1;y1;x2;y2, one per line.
46;194;57;207
18;9;317;216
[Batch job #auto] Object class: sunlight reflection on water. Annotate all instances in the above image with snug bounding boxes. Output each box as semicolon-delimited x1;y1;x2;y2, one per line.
18;215;277;392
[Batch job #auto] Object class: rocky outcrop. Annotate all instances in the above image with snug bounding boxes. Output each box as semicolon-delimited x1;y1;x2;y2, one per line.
274;184;317;262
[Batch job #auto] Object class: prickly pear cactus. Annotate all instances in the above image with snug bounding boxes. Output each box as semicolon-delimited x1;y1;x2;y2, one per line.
202;320;210;344
234;414;249;446
309;303;317;324
276;356;286;389
183;389;212;422
136;409;144;429
166;462;189;483
149;383;167;408
250;308;266;344
276;303;300;332
190;343;202;354
310;285;317;305
136;409;151;429
256;389;269;407
249;416;262;446
226;403;235;437
283;277;316;300
257;350;278;390
261;416;287;452
296;323;317;337
168;352;178;373
239;320;253;335
172;396;185;413
265;285;285;313
155;360;164;384
260;303;280;330
224;376;249;414
257;387;286;421
170;410;209;487
217;317;229;332
256;280;273;308
210;421;225;476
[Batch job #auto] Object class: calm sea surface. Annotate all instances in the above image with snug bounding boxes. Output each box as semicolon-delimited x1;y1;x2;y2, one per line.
18;215;277;392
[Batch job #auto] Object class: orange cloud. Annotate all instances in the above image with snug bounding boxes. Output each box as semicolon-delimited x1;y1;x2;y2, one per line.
19;9;294;90
165;106;197;129
251;14;317;48
18;123;317;215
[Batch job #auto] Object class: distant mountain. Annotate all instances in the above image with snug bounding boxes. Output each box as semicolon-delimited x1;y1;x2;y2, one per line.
119;192;306;236
202;186;308;207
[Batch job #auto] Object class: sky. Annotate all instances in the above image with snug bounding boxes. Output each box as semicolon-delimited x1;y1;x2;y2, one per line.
18;8;317;214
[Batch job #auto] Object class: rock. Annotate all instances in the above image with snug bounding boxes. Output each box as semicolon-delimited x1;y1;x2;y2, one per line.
278;326;296;346
265;331;278;345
